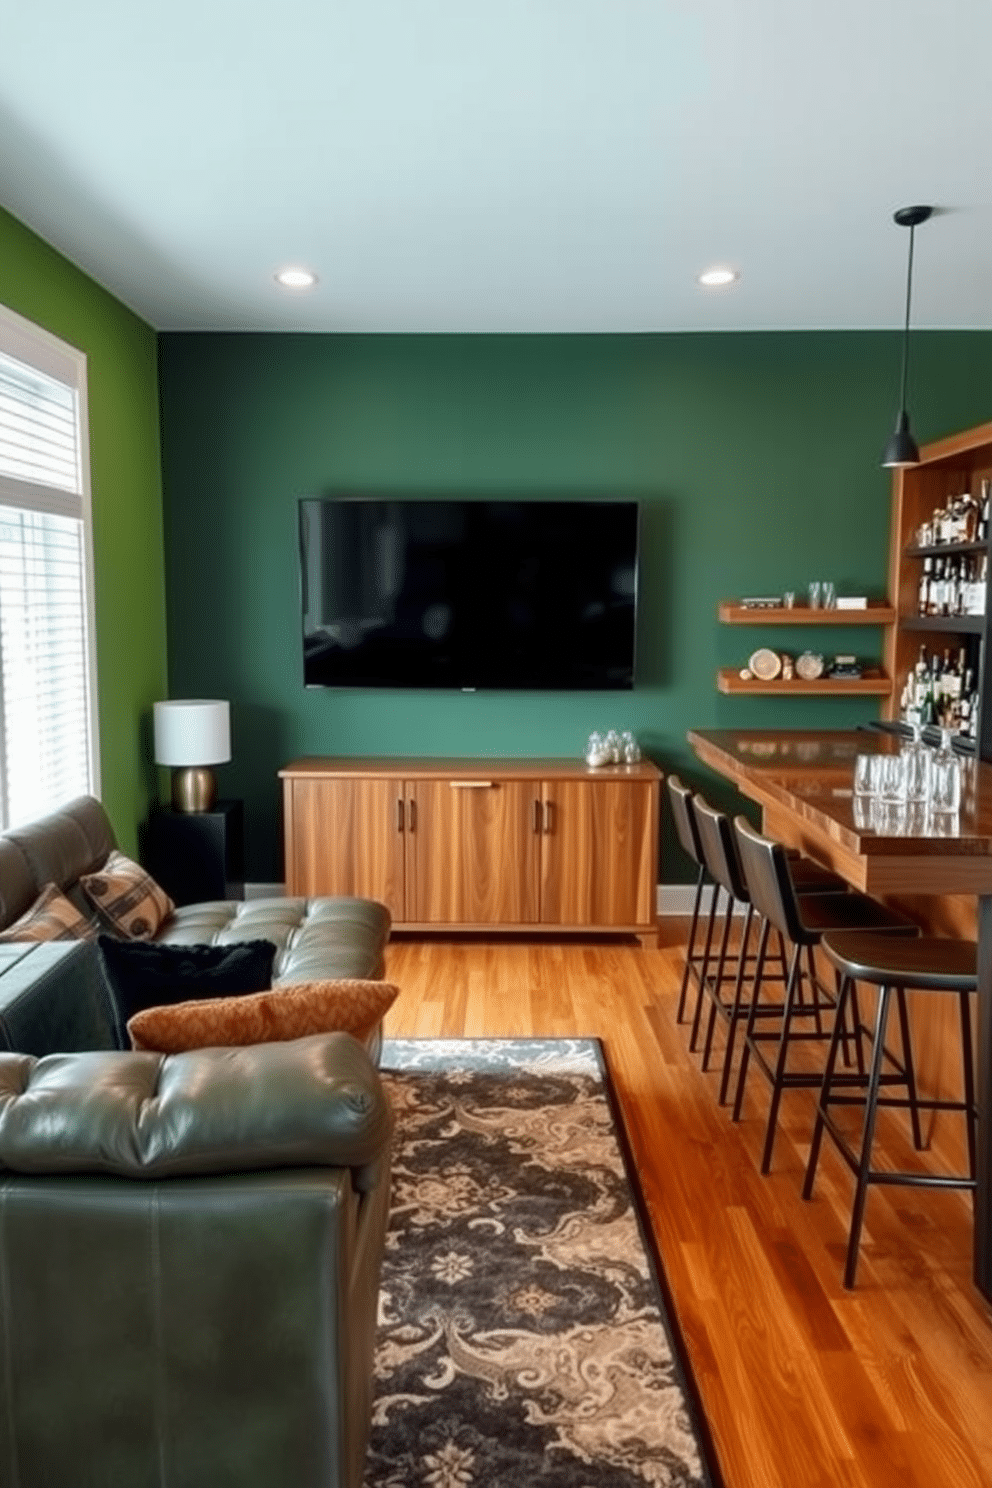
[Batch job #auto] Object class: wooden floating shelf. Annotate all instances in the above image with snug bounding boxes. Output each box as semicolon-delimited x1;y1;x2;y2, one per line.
718;601;896;625
904;542;988;558
717;668;892;697
900;613;984;634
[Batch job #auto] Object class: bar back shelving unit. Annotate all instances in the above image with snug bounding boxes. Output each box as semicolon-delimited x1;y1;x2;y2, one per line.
883;418;992;761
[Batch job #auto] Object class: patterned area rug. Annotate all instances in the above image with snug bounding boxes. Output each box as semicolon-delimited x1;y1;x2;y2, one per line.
365;1038;716;1488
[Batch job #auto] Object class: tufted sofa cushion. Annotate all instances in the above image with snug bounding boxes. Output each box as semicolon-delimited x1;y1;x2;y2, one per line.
0;1033;393;1186
155;895;391;983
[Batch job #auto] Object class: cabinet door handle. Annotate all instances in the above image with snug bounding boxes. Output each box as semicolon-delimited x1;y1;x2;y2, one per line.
408;798;417;832
449;780;494;789
543;800;554;834
533;798;542;834
396;798;404;832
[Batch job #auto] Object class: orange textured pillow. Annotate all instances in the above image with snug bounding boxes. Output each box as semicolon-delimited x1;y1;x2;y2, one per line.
0;882;95;942
79;850;175;940
127;978;399;1053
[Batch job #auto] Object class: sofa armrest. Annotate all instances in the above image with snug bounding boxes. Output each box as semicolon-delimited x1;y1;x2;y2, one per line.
0;1031;393;1190
0;941;123;1055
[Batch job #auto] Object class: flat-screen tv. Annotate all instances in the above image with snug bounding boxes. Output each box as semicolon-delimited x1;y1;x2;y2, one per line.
299;497;639;690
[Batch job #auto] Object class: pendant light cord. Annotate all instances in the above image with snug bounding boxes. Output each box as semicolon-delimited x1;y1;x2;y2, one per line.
898;224;916;413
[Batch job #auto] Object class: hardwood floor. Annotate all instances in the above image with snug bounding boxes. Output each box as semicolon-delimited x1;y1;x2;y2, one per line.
382;926;992;1488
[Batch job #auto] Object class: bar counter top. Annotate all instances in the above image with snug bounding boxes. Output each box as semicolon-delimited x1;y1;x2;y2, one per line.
687;727;992;898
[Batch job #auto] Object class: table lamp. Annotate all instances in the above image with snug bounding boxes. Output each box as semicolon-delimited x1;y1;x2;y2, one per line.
153;699;231;812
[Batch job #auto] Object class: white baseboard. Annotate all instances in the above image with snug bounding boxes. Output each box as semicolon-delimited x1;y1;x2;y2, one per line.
248;881;736;918
657;883;745;917
244;882;286;900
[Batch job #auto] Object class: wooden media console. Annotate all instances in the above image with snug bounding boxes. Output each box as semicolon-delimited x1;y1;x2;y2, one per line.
279;757;661;946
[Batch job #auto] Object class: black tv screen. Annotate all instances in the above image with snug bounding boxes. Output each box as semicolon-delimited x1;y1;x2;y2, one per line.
299;498;639;690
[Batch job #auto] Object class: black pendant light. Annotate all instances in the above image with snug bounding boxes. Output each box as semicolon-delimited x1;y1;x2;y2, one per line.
881;204;933;469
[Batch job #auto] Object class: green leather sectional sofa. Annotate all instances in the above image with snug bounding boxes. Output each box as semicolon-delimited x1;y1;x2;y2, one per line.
0;796;395;1488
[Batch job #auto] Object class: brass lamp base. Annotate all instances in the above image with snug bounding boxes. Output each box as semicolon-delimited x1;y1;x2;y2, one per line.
171;766;218;813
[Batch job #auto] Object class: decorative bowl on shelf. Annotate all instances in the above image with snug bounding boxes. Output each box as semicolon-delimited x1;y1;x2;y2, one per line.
748;647;782;681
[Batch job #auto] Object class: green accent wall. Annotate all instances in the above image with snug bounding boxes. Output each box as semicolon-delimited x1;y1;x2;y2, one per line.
1;204;167;853
158;330;992;883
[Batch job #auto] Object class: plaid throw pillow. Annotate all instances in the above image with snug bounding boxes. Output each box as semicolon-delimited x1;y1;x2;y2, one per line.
127;978;399;1053
80;851;175;940
0;882;96;942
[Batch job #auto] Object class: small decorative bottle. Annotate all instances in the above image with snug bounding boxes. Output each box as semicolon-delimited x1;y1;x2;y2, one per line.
620;731;641;763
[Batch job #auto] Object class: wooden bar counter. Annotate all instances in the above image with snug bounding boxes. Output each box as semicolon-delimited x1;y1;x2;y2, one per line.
687;726;992;1306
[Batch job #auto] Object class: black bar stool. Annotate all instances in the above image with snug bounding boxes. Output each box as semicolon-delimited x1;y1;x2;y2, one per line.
666;776;715;1025
731;816;919;1174
803;930;978;1288
690;795;849;1104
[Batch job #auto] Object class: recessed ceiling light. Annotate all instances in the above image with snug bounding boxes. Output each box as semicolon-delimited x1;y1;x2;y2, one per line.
275;266;317;290
698;266;739;288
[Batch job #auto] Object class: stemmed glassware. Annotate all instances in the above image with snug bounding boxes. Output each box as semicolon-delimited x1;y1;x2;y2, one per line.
930;728;962;814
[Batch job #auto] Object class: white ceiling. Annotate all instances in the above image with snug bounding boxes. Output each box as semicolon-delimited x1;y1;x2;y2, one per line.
1;0;990;334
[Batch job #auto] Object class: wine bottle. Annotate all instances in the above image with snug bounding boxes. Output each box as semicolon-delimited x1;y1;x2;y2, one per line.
976;554;988;617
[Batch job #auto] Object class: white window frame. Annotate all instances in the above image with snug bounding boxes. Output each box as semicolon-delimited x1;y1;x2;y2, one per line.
0;301;101;823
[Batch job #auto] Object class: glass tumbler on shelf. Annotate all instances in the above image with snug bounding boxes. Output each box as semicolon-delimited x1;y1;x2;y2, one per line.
808;581;822;609
822;580;836;610
930;729;962;814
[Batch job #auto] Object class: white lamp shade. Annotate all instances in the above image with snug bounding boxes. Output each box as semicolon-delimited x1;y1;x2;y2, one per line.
153;700;231;767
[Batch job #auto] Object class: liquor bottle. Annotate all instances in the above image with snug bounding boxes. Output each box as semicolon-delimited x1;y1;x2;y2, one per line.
963;554;980;615
979;480;990;544
909;645;927;724
960;668;977;739
916;651;938;727
917;556;932;615
936;649;952;726
945;648;966;729
932;505;947;544
903;644;925;726
947;495;963;544
962;492;979;543
976;554;988;618
926;555;940;615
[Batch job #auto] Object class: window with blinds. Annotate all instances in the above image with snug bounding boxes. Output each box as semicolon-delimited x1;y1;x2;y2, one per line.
0;307;98;830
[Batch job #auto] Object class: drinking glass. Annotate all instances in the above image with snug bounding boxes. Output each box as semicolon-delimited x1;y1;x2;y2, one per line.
620;730;641;763
853;753;882;796
930;729;962;814
875;799;909;835
852;794;881;830
930;805;961;836
822;580;836;610
783;590;795;609
808;581;822;609
903;801;931;837
900;723;931;803
878;752;908;804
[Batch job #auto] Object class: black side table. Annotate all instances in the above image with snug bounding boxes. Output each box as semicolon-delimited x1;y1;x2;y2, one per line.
141;800;244;908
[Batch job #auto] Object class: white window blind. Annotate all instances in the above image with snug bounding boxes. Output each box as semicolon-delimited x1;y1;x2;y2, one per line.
0;306;98;830
0;353;80;494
